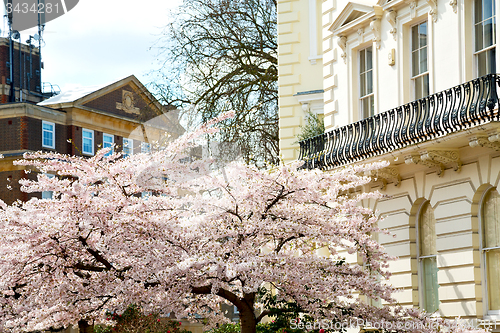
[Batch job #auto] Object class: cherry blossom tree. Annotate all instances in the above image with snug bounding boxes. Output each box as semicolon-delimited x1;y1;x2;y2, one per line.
0;119;483;333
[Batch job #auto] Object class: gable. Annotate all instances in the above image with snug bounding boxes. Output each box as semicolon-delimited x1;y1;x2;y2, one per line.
81;83;163;122
344;10;366;25
329;3;373;33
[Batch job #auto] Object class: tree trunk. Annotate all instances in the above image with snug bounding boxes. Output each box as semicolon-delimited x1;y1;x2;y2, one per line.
78;320;93;333
239;308;257;333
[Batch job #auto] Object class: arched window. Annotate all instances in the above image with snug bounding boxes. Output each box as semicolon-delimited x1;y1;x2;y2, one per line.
482;189;500;317
418;201;439;313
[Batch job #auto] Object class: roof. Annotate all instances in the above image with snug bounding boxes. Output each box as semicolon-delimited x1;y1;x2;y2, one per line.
38;76;131;106
36;75;185;138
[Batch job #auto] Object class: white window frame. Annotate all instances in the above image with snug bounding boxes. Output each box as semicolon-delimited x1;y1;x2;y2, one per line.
141;142;151;154
102;133;114;157
411;20;430;100
82;129;94;156
123;138;133;157
473;0;497;77
41;173;55;200
42;121;55;149
359;45;374;119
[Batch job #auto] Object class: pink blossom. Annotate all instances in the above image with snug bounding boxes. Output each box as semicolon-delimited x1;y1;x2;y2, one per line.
0;117;483;333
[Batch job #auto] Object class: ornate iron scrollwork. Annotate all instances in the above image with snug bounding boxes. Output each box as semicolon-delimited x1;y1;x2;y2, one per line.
299;74;499;170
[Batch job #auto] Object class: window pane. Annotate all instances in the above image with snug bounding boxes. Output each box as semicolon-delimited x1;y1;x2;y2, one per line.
484;190;500;248
478;48;496;76
123;139;133;156
415;76;422;99
141;142;151;153
484;189;500;311
360;49;365;72
83;130;93;154
476;0;483;23
422;257;440;312
419;22;427;48
484;18;495;48
83;139;92;153
488;48;497;74
366;71;373;94
43;132;52;147
423;74;430;97
360;73;366;96
369;95;374;117
419;202;439;313
420;202;437;256
412;51;419;77
42;122;54;148
478;51;487;76
366;47;372;70
476;22;484;51
361;97;372;119
412;25;419;51
484;0;493;20
420;48;428;73
487;250;500;310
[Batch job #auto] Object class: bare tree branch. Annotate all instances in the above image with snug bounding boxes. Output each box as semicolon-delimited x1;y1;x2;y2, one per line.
150;0;278;166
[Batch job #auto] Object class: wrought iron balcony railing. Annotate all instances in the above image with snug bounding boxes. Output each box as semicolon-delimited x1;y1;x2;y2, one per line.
299;74;500;170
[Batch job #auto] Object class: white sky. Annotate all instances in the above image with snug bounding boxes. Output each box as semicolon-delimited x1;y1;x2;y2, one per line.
13;0;182;92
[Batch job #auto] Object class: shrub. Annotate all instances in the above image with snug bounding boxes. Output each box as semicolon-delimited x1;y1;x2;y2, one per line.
94;305;192;333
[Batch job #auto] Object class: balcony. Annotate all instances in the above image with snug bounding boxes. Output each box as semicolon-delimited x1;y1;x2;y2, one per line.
299;74;500;171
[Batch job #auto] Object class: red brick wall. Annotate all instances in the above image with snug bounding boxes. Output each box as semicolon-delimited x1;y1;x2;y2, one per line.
0;42;42;104
82;84;161;122
0;43;41;93
0;170;39;205
0;117;70;153
0;118;21;151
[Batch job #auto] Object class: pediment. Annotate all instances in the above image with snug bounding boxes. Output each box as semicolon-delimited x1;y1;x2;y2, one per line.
329;3;373;33
40;75;166;123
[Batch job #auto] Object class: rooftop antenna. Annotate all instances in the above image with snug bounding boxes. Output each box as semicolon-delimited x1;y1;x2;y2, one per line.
37;0;45;95
6;0;14;102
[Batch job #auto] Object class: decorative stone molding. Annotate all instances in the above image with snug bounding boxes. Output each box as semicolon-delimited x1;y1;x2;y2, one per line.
426;0;438;22
469;136;500;151
386;10;397;41
294;90;325;115
368;166;401;189
116;90;140;114
370;18;382;49
488;133;500;142
357;28;364;44
338;36;347;63
405;154;445;177
407;0;417;19
420;150;462;172
449;0;457;13
405;150;461;176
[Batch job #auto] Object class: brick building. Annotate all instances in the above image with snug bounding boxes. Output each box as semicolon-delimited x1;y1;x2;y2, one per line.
0;37;45;104
0;74;184;204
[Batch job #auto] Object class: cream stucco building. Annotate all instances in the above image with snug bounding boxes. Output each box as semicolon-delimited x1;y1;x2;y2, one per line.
278;0;500;326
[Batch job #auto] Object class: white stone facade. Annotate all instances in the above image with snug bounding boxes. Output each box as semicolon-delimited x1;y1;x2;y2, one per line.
278;0;500;325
